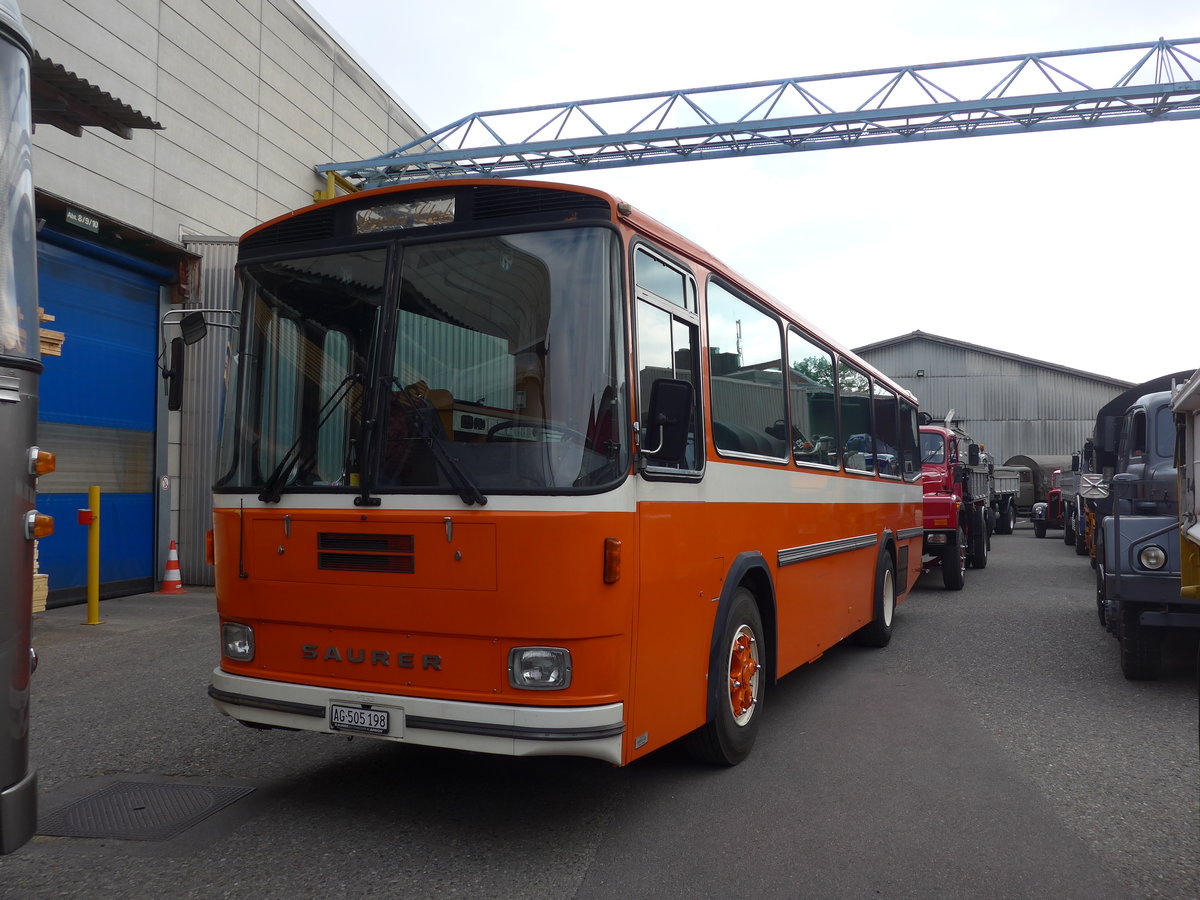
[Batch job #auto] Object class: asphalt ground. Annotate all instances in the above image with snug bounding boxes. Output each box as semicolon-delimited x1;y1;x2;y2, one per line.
1;521;1197;899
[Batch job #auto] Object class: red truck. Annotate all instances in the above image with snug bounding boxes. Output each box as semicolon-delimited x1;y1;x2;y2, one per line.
919;414;1016;589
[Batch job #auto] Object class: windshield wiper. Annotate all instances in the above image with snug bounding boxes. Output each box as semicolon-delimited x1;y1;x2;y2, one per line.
259;374;360;503
388;381;487;506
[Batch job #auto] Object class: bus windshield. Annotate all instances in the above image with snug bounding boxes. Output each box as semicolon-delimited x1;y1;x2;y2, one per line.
217;226;627;496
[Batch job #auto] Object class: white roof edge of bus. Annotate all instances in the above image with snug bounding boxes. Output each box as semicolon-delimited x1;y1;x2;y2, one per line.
0;0;32;51
293;0;430;134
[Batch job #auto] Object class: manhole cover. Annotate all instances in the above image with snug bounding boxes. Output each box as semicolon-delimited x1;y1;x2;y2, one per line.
39;781;255;841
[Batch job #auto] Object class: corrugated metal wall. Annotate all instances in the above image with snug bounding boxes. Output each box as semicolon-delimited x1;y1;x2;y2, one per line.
178;237;239;585
857;339;1127;464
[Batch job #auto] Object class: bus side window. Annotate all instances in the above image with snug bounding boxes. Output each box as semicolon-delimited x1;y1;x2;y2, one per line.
634;247;700;471
872;381;900;477
706;281;786;460
898;398;920;480
787;329;837;467
838;360;874;474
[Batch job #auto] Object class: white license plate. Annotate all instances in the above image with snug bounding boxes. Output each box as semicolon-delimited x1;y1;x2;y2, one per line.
330;703;392;735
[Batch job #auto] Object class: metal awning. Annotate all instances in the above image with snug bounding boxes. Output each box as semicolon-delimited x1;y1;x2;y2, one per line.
30;51;161;139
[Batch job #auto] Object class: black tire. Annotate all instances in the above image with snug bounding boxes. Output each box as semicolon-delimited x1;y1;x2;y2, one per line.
968;509;988;569
1033;521;1047;539
853;551;895;648
1095;562;1108;628
685;587;765;766
994;499;1014;536
1074;526;1088;557
1119;607;1163;680
941;532;966;591
1063;512;1075;545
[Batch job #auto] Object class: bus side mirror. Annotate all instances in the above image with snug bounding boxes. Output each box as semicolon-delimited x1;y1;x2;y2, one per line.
642;378;693;462
165;337;185;411
179;311;208;345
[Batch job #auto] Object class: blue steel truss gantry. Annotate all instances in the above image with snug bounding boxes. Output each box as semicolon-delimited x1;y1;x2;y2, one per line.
317;38;1200;189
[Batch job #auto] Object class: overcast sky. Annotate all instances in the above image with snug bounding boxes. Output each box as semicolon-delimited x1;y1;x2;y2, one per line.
303;0;1199;386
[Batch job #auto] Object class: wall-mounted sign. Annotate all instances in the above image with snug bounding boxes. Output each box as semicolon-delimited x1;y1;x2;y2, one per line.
65;209;100;233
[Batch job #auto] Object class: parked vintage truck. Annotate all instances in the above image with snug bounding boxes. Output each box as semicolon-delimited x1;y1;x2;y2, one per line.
1031;466;1070;539
918;413;1019;590
1077;372;1193;566
1087;371;1196;679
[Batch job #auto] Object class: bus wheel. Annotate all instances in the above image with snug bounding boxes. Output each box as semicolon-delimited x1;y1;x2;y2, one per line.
685;588;764;766
852;552;895;648
942;532;966;591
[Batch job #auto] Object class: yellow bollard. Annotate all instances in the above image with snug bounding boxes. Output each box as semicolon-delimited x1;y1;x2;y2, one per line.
84;484;102;625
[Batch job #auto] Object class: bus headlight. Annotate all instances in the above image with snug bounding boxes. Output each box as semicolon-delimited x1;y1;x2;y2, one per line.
1138;545;1167;570
222;623;255;661
509;647;571;690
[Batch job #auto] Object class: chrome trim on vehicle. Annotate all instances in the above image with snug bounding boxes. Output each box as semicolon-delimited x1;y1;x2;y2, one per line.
209;669;626;764
777;533;879;567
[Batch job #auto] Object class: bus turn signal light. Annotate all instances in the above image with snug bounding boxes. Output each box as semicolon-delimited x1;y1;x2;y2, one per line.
24;510;54;540
604;537;621;584
28;447;56;476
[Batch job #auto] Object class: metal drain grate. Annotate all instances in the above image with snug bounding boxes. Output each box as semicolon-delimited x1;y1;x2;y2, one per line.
39;781;255;841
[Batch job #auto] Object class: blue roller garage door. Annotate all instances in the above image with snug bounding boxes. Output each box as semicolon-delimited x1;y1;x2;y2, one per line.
35;235;166;605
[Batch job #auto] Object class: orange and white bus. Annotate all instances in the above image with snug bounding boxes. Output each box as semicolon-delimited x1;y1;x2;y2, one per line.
207;178;924;766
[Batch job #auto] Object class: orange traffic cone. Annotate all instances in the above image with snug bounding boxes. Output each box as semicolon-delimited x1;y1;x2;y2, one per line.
157;540;187;594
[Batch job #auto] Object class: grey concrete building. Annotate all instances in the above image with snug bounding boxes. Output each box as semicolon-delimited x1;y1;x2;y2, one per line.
854;330;1132;466
21;0;425;598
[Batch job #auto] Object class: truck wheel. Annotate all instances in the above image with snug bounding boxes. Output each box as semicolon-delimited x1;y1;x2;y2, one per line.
684;587;765;766
941;532;966;591
1063;513;1075;545
1074;527;1088;557
1119;608;1163;681
968;509;988;569
1094;563;1107;628
1033;521;1047;539
852;550;895;648
995;499;1014;536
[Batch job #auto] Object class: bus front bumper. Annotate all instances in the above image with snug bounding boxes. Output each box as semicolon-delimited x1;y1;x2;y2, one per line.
0;768;36;855
209;669;625;765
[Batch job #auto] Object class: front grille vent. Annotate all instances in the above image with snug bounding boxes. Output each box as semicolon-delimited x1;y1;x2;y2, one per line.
472;185;610;221
317;532;414;574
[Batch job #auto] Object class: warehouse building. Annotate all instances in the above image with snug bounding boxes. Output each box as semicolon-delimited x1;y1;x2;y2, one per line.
22;0;424;601
854;330;1132;466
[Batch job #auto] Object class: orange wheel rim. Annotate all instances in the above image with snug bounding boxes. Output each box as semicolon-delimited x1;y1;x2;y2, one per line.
726;624;760;726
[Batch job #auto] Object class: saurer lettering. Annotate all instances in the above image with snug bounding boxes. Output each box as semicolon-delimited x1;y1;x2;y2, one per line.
301;644;442;669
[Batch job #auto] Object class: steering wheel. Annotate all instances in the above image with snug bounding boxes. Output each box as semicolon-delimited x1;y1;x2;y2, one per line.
485;419;588;445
